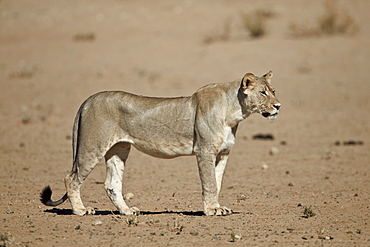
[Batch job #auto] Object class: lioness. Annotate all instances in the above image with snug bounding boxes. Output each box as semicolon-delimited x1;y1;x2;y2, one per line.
40;71;280;216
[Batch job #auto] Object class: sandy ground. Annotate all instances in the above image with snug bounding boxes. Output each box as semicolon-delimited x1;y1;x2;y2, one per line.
1;0;370;246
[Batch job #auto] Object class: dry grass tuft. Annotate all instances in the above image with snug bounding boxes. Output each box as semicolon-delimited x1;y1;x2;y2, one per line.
319;0;358;35
290;0;358;37
241;10;275;38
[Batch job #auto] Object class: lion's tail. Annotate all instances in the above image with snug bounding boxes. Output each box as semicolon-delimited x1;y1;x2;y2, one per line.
40;186;68;206
72;100;85;165
40;99;90;207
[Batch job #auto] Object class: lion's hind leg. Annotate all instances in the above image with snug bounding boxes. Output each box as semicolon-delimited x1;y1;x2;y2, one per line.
64;158;99;216
104;142;139;215
64;143;105;215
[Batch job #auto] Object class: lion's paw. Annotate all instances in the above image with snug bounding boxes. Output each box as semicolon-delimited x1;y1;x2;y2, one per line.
205;206;232;216
73;206;96;216
122;207;140;215
86;207;96;215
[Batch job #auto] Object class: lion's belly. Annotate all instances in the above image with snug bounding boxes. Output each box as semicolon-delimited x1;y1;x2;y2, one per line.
132;138;194;158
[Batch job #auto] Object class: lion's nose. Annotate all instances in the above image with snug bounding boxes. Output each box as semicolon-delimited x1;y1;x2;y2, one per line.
273;104;281;110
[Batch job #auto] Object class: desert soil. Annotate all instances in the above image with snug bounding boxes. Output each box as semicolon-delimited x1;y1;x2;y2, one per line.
1;0;369;246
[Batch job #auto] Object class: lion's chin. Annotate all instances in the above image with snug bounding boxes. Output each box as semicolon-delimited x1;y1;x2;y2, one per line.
261;111;278;121
261;112;279;120
267;114;278;121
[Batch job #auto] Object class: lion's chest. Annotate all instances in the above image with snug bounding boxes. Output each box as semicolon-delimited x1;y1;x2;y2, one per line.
219;127;235;153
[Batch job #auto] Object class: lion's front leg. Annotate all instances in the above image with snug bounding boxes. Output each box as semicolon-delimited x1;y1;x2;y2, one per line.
215;153;229;198
196;154;232;216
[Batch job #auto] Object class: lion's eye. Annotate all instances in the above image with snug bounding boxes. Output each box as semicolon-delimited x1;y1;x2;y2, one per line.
272;90;276;95
260;91;268;96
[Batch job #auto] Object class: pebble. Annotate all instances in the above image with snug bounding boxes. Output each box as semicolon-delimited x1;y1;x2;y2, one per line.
262;163;269;170
124;192;134;200
253;133;274;140
234;233;242;240
91;220;102;226
318;235;333;240
269;146;279;155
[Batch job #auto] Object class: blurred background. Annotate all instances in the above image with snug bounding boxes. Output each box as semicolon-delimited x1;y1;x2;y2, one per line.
0;0;369;245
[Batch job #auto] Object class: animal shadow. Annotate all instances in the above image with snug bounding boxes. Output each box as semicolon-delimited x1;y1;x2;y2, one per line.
44;208;205;216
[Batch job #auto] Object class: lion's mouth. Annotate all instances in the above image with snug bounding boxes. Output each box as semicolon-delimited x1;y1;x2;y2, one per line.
262;111;278;118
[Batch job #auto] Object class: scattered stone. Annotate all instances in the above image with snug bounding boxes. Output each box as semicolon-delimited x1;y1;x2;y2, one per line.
91;220;102;226
21;115;31;124
288;182;294;187
230;233;242;242
302;235;314;240
280;140;287;145
343;140;363;146
335;140;364;146
124;192;134;200
318;235;333;240
253;133;274;140
269;146;279;155
262;163;269;170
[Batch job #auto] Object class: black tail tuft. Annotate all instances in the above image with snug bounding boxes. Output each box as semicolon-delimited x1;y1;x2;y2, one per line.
40;186;68;206
40;186;52;205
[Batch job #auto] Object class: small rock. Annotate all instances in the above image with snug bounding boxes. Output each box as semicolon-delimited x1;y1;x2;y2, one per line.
302;235;314;240
335;140;364;146
340;140;364;146
91;220;102;226
318;235;333;240
124;192;134;200
234;233;242;241
253;133;274;140
262;163;269;170
269;146;279;155
230;233;242;242
21;115;31;124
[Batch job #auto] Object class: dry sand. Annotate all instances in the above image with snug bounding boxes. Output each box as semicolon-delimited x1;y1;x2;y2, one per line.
1;0;369;246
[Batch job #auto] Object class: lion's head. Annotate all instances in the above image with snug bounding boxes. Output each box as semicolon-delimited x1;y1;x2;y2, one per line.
241;71;281;120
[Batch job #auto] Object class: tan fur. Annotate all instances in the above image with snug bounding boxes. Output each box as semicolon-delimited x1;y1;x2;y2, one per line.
41;71;281;216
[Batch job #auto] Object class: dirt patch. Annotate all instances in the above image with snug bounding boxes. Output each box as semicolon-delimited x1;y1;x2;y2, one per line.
1;0;369;246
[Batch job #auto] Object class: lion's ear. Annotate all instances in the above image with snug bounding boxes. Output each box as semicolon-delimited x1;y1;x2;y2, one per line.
241;73;256;93
263;71;273;83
